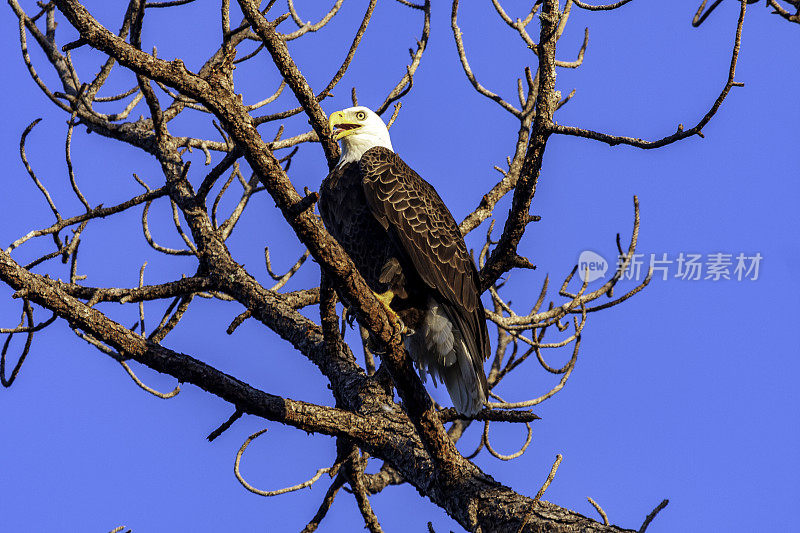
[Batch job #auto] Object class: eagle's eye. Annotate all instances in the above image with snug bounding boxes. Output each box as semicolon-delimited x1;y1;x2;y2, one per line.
355;111;367;121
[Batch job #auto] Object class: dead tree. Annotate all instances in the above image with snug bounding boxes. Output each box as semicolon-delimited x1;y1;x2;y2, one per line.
1;0;749;531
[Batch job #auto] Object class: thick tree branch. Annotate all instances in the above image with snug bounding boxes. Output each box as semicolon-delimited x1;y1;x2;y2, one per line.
0;249;370;439
236;0;340;167
479;0;561;289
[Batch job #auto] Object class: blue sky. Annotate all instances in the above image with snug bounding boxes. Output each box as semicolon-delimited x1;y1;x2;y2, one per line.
1;1;798;532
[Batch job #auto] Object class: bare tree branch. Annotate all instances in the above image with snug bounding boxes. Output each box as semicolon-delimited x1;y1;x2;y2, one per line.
554;0;748;148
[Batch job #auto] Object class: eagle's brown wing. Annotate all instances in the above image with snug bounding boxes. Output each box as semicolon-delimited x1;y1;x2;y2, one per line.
359;146;489;385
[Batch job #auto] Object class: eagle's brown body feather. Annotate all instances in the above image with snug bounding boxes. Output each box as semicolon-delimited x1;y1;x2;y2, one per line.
319;146;488;414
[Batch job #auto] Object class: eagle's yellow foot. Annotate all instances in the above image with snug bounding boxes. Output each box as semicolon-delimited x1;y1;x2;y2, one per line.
373;290;407;335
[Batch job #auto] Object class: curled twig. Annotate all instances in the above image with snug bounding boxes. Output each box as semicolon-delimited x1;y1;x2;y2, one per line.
483;419;533;460
234;429;333;497
119;359;180;398
488;335;579;409
573;0;635;11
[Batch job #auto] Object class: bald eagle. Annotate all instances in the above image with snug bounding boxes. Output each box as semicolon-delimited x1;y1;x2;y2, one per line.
319;106;488;415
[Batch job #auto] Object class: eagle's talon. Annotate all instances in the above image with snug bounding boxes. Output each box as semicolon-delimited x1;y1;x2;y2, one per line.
344;307;357;328
388;312;407;339
371;289;409;338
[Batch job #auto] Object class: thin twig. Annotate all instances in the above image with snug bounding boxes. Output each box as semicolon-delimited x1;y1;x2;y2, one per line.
207;408;244;441
534;454;562;501
639;499;669;533
587;497;609;526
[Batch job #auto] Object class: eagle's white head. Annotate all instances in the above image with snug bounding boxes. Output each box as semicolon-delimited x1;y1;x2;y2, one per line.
329;106;393;166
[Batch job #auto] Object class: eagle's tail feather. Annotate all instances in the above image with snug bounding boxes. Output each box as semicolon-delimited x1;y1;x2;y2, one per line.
405;298;486;416
441;338;486;416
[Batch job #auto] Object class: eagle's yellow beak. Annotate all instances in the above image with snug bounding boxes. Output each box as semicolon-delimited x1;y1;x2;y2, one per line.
329;111;361;141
